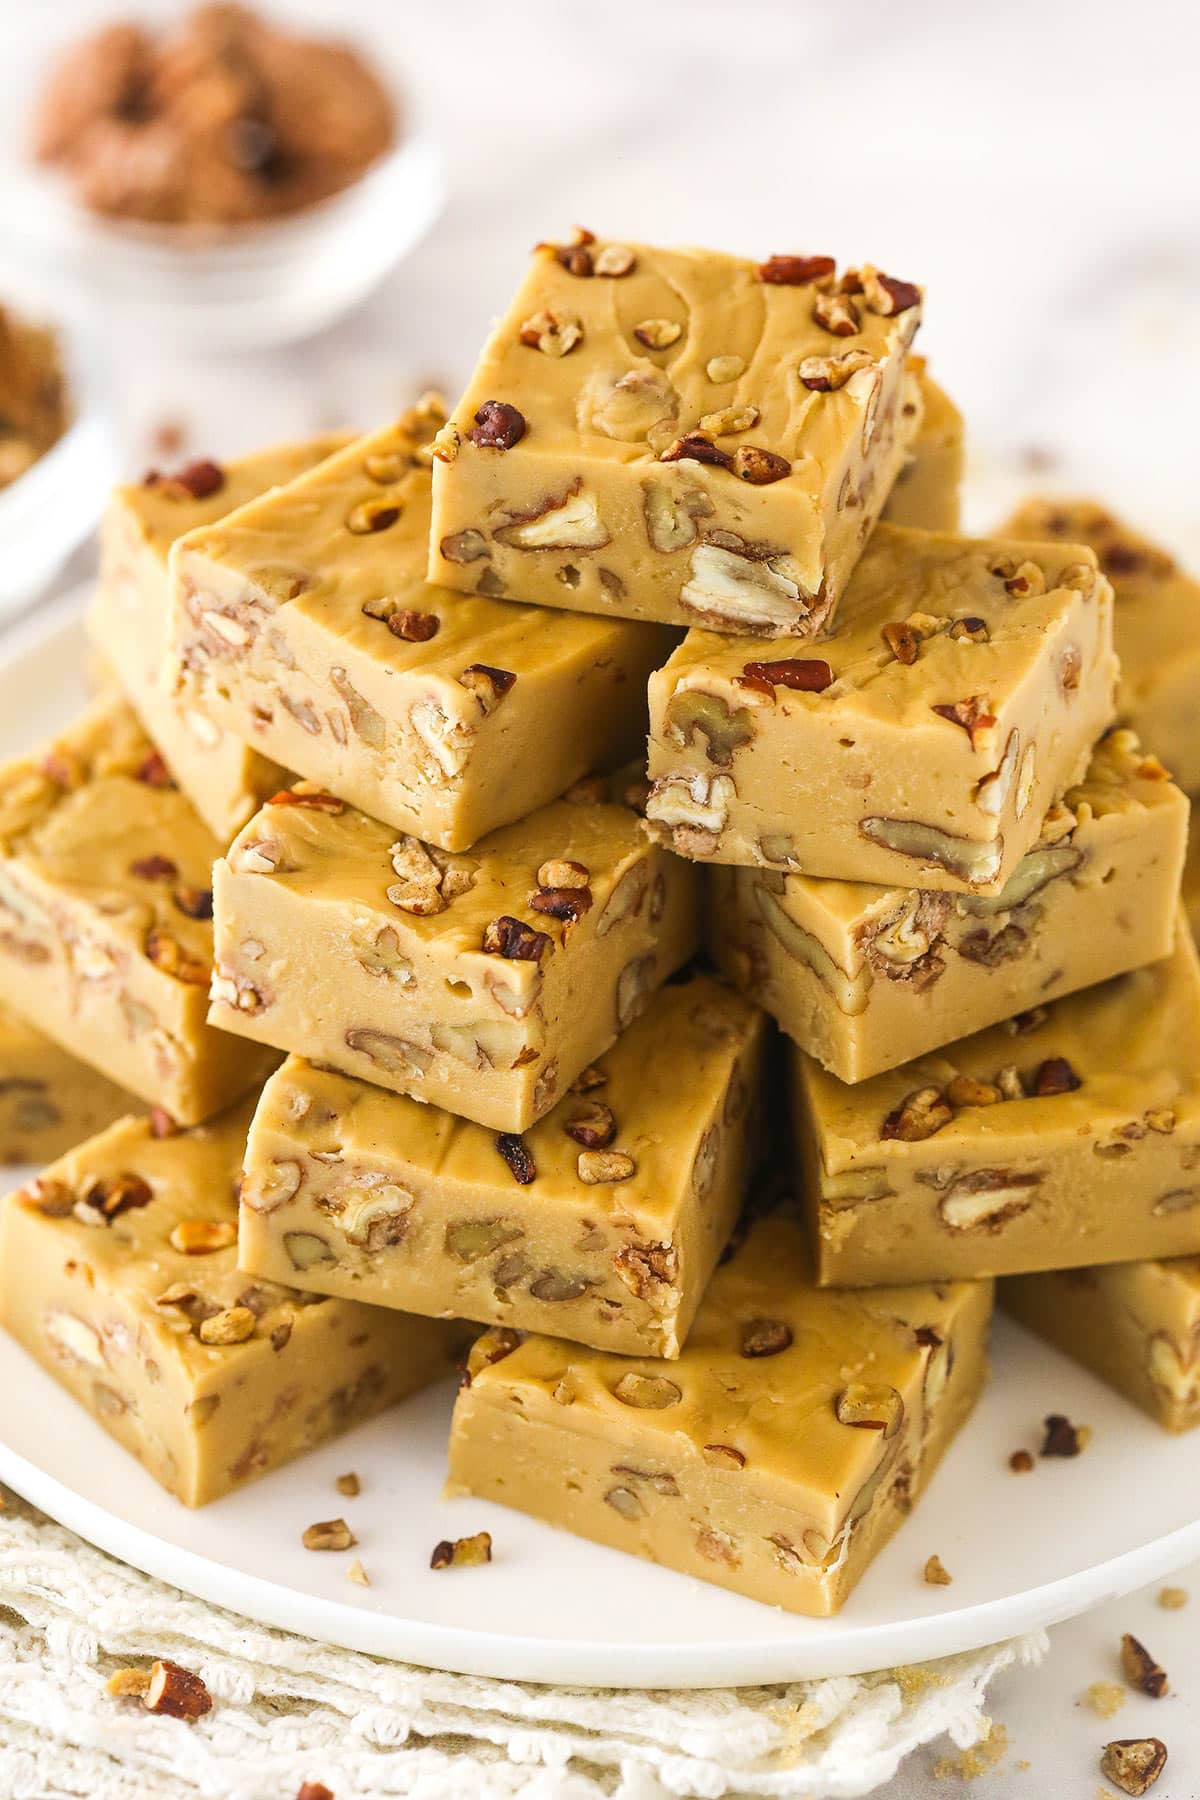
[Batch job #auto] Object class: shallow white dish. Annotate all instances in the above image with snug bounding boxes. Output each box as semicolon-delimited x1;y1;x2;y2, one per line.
1;592;1198;1688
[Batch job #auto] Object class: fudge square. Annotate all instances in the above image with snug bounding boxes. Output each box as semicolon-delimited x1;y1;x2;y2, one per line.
211;778;700;1133
95;436;347;842
0;1000;134;1165
646;522;1117;892
797;920;1200;1288
1003;496;1200;794
880;359;963;533
428;234;924;638
239;973;765;1359
0;1098;464;1504
447;1205;992;1617
1004;1257;1200;1433
710;729;1187;1083
0;695;274;1124
168;395;675;853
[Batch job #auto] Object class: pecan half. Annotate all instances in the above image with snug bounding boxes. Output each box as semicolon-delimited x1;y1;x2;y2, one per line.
530;885;593;924
741;658;834;693
83;1172;153;1221
758;254;835;285
861;270;921;315
467;402;526;450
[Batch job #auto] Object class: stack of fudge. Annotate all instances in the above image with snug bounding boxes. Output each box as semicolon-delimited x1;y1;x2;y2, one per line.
1;233;1197;1621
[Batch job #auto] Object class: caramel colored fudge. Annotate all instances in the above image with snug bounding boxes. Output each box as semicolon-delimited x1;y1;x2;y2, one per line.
0;1101;462;1504
798;921;1200;1287
712;730;1186;1082
168;397;675;852
239;975;764;1358
448;1207;992;1616
211;780;699;1132
95;438;347;841
428;237;924;638
1003;498;1200;793
0;1001;133;1165
0;696;275;1124
1004;1258;1200;1433
647;523;1117;892
881;361;963;532
1185;810;1200;942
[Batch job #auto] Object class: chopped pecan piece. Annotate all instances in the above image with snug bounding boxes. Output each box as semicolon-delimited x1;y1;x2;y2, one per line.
1121;1633;1168;1698
945;1073;1002;1108
835;1383;904;1436
431;1531;493;1569
296;1785;335;1800
1031;1056;1082;1096
169;1219;236;1254
882;621;920;665
577;1149;635;1184
634;317;682;349
460;663;517;710
882;1086;952;1142
335;1472;360;1498
387;608;440;641
130;855;177;880
198;1305;256;1345
146;459;224;501
1009;1449;1034;1473
172;884;214;920
1041;1412;1090;1456
346;498;400;535
482;915;553;962
530;885;593;924
537;859;589;889
799;348;874;391
758;253;835;285
950;615;989;643
145;928;208;984
741;657;834;693
495;1133;537;1185
612;1371;681;1408
519;308;584;355
732;446;791;484
302;1518;357;1552
813;291;860;335
861;270;921;315
467;401;526;449
658;433;733;469
135;749;173;787
1100;1738;1168;1795
143;1659;213;1720
930;694;997;750
564;1100;616;1148
923;1554;952;1586
740;1318;793;1358
83;1171;153;1221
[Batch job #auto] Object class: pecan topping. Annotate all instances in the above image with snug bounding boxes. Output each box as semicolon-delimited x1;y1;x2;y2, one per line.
1003;559;1045;597
1100;1738;1168;1795
658;433;733;469
861;270;921;315
732;446;791;484
481;915;553;962
519;308;584;355
931;694;997;750
268;787;345;813
346;498;400;535
881;621;919;665
145;459;224;501
577;1149;635;1184
758;254;835;285
564;1100;616;1148
835;1383;904;1436
495;1133;537;1185
143;1659;213;1720
130;855;177;880
530;885;593;924
1031;1056;1082;1096
945;1072;1002;1108
537;859;589;889
634;317;682;349
135;750;173;787
1041;1413;1090;1456
740;1318;793;1358
388;608;440;641
431;1531;493;1569
882;1085;953;1142
83;1172;153;1221
460;663;517;706
467;401;526;450
813;291;860;335
950;615;989;643
741;658;834;693
799;348;874;391
1121;1633;1168;1698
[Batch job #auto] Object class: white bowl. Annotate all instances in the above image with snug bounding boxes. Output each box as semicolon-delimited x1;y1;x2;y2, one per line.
0;72;444;352
0;296;117;622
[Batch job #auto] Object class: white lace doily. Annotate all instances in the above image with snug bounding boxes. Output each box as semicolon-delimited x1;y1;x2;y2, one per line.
0;1490;1045;1800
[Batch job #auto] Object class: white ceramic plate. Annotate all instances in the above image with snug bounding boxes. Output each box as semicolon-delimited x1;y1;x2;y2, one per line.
1;591;1199;1688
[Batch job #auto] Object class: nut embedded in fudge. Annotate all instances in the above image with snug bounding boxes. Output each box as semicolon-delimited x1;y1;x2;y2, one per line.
210;778;700;1133
646;522;1118;892
428;234;925;637
0;1099;463;1505
95;436;348;842
238;972;766;1358
709;729;1186;1082
796;917;1200;1287
167;395;676;853
447;1204;992;1617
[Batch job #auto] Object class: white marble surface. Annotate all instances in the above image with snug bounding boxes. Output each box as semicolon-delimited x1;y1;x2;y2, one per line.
1;0;1199;1792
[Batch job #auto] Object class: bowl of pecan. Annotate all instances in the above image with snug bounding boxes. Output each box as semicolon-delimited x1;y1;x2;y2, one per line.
7;4;443;349
0;290;117;618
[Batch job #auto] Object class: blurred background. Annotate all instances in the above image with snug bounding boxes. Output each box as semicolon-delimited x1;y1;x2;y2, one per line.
0;0;1197;563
